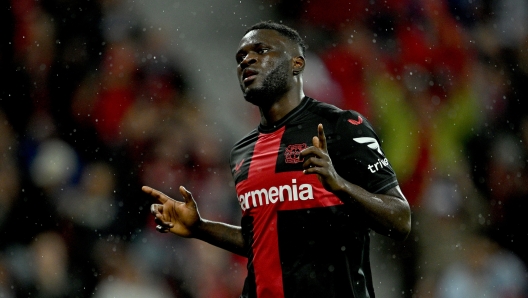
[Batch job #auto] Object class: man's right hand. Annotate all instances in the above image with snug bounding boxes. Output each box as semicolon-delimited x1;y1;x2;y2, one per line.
144;185;201;237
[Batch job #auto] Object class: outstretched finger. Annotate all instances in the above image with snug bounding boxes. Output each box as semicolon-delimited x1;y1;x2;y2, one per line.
142;186;169;204
317;123;327;152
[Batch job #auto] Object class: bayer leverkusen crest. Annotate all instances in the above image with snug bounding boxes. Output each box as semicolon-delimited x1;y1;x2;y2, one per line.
284;143;307;164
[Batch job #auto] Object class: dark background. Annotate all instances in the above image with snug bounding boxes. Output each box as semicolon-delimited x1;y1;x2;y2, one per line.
1;0;528;297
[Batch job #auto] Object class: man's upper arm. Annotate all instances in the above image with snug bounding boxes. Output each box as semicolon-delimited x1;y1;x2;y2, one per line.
333;111;399;193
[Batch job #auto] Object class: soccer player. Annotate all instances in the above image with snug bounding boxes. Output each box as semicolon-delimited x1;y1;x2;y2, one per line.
146;21;411;298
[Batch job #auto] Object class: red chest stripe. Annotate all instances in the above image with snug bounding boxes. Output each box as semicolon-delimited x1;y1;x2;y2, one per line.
236;127;343;298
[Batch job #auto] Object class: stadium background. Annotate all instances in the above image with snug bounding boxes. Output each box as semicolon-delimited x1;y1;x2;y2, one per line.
1;0;528;297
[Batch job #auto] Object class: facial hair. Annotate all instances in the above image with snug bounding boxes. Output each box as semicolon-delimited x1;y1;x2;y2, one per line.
242;59;290;107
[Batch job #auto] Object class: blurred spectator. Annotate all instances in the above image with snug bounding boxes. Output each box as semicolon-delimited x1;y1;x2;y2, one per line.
318;22;379;118
435;233;528;298
0;111;19;237
4;231;73;297
91;239;175;298
0;255;15;298
55;161;117;231
90;40;138;146
30;232;70;298
28;138;80;191
466;114;528;267
302;52;344;108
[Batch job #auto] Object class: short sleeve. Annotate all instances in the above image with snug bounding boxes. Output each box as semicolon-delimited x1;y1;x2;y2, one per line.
330;111;399;194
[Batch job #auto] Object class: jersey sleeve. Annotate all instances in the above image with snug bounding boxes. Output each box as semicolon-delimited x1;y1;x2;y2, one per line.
331;111;399;194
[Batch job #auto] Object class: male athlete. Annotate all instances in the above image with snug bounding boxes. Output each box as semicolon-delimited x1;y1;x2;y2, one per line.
146;21;411;298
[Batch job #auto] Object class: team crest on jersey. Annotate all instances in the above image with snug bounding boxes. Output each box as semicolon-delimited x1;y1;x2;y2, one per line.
284;143;307;164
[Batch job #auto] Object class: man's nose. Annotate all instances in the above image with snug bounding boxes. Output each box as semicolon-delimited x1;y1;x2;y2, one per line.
240;52;257;68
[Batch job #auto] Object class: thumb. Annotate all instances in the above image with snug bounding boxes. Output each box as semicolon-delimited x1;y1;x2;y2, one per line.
179;186;197;207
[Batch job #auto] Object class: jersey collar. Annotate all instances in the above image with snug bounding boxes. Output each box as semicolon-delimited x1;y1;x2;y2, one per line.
258;96;311;133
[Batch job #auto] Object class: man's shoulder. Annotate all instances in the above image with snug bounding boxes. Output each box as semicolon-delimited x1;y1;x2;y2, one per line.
230;128;259;151
306;97;363;125
306;97;344;114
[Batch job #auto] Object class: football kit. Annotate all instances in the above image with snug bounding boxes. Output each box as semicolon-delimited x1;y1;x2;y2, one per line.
230;97;399;298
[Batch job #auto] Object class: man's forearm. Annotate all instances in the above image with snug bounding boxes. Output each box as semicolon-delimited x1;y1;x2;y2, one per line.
335;182;411;240
194;220;248;256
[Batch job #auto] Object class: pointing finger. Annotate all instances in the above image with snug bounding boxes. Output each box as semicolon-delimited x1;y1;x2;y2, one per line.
317;124;327;152
142;186;169;203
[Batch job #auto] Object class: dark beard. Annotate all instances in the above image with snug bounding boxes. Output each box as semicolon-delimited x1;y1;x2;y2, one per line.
243;60;290;107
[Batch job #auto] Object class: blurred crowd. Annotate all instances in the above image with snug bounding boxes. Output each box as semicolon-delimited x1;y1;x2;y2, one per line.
1;0;528;297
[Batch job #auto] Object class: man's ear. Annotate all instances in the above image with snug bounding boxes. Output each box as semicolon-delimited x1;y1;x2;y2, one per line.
292;56;305;75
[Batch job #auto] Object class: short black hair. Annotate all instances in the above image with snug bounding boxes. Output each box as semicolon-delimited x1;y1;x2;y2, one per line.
245;21;306;55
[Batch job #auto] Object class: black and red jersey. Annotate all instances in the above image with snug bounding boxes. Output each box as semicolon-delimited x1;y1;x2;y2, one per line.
230;97;398;298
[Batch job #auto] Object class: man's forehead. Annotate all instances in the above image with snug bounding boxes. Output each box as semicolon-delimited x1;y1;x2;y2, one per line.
238;29;288;48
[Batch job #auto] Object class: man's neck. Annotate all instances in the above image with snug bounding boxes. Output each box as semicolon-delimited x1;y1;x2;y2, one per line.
259;90;305;126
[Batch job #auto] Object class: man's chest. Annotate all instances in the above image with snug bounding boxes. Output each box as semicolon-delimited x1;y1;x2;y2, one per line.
231;125;342;215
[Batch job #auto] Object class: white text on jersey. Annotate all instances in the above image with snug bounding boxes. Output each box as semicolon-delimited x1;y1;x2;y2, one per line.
238;179;314;211
368;158;389;173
